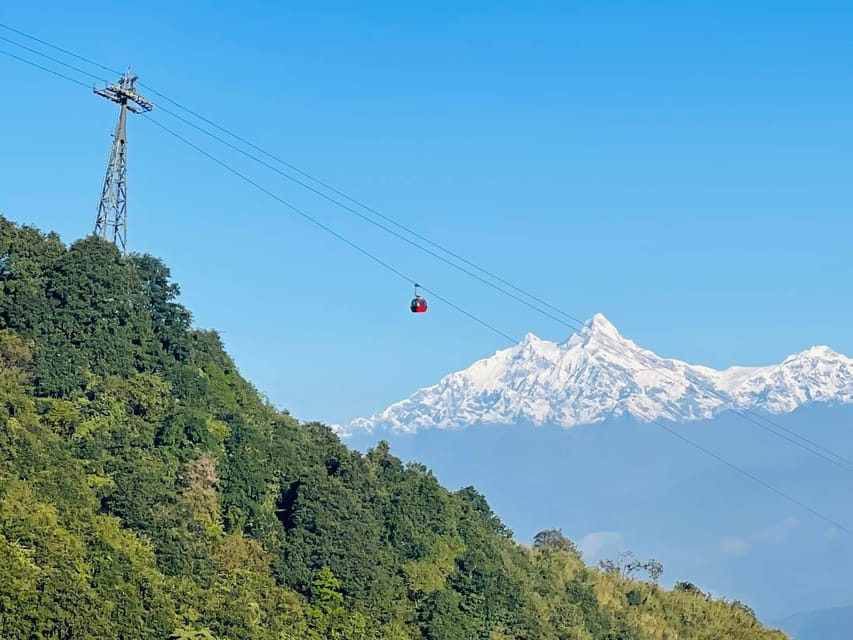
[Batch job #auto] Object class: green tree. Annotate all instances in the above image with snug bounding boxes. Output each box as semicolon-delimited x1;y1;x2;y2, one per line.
533;528;581;555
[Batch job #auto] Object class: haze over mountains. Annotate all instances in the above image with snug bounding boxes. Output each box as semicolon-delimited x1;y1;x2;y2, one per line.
774;605;853;640
339;313;853;436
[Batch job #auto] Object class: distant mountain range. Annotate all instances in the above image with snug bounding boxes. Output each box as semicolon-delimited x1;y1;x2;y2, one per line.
338;314;853;435
775;605;853;640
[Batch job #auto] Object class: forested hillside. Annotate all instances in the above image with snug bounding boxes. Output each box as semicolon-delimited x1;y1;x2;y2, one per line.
0;215;787;639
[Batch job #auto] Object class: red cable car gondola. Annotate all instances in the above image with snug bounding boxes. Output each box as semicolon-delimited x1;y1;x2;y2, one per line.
410;283;427;313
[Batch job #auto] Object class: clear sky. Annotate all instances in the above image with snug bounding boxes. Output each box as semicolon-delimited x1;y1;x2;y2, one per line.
1;0;851;425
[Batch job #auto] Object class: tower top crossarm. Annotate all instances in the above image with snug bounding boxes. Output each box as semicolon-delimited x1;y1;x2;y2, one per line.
94;67;154;114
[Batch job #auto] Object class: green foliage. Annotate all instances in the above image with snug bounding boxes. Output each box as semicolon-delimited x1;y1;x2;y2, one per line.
533;528;582;556
0;216;789;640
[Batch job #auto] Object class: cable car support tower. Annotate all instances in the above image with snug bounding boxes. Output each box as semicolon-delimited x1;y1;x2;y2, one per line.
92;68;154;255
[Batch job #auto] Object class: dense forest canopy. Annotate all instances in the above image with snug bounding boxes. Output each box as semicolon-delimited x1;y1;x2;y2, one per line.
0;215;787;639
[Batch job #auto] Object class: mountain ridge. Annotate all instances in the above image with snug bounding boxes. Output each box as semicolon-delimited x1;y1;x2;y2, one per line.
339;313;853;436
774;604;853;640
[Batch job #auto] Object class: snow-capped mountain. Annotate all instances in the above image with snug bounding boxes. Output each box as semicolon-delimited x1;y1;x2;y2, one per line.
338;314;853;436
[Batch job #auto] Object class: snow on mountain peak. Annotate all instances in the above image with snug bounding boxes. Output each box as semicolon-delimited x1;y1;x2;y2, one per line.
563;313;625;350
519;332;544;346
785;345;839;361
336;316;853;436
585;312;619;336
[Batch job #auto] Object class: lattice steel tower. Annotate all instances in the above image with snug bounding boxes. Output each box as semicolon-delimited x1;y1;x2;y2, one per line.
93;68;154;255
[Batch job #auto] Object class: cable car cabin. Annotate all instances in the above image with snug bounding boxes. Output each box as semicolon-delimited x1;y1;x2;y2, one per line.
410;296;428;313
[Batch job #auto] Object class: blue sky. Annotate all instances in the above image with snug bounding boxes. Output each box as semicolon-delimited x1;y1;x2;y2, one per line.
1;0;852;425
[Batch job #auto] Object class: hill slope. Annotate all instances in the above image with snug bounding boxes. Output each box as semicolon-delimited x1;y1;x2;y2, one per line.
0;215;787;639
341;314;853;435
